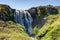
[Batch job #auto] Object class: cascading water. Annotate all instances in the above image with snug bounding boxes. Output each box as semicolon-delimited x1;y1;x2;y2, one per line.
14;10;33;35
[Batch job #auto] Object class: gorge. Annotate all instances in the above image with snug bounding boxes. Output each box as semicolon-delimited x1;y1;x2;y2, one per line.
0;4;60;40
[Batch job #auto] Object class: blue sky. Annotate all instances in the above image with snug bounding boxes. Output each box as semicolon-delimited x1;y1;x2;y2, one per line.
0;0;60;10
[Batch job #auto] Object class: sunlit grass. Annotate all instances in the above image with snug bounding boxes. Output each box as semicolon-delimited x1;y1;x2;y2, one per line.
0;20;32;40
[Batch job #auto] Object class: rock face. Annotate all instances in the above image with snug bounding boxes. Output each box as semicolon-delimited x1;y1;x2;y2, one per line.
0;4;14;21
28;5;59;28
28;7;38;28
28;5;60;40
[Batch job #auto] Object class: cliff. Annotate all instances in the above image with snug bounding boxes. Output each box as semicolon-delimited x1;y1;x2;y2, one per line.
0;4;14;21
28;5;60;40
0;4;60;40
28;5;60;28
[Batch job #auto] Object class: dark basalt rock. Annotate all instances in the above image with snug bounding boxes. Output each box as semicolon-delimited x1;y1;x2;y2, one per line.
0;4;14;21
28;7;37;19
28;7;38;28
28;5;59;28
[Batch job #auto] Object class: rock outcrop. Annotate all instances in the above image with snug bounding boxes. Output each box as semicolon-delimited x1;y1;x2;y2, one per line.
28;5;60;28
0;4;14;21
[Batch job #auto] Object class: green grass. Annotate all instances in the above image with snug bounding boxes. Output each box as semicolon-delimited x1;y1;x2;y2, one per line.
0;20;32;40
32;26;39;36
36;15;60;40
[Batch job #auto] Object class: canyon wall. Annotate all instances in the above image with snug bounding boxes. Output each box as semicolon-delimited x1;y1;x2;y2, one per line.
0;4;60;35
28;5;60;28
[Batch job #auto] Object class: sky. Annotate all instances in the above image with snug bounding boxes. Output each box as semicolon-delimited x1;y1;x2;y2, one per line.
0;0;60;10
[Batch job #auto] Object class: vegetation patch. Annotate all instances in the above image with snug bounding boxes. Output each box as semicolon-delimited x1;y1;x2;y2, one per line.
0;20;32;40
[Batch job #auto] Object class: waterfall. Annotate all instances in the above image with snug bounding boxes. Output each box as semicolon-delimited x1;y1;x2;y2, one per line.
14;10;33;35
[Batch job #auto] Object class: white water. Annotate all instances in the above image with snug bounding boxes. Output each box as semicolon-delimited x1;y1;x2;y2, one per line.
14;10;33;35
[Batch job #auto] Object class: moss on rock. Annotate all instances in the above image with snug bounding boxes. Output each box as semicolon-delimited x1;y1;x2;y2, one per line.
0;4;14;21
